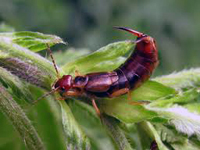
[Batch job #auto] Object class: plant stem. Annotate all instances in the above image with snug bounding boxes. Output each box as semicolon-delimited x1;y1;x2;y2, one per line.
101;115;132;150
0;85;45;150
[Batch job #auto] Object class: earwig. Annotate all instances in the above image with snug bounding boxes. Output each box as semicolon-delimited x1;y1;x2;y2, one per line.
47;27;159;115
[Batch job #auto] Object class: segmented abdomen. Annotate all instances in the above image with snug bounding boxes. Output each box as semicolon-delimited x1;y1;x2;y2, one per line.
105;51;158;96
85;50;158;98
119;51;158;88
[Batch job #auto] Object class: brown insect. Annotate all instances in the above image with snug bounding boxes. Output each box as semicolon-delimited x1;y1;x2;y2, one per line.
43;27;159;115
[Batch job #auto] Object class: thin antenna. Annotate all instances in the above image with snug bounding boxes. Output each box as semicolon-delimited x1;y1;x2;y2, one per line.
33;87;59;104
46;43;60;78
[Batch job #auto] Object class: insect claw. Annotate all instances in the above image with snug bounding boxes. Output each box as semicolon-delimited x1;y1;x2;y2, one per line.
113;26;144;37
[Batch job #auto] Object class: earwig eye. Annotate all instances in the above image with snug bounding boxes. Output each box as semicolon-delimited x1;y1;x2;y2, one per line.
60;87;65;91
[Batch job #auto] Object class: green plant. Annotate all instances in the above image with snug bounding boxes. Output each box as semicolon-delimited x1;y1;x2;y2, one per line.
0;31;200;150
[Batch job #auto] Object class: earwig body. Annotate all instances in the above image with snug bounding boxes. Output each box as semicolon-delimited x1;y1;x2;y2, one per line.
54;27;159;100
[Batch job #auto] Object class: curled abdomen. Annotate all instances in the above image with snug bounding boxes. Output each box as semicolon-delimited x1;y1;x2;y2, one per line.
118;51;159;90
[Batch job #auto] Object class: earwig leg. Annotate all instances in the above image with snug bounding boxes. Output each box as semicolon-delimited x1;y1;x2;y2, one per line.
92;99;101;116
128;100;145;105
75;70;81;76
127;91;132;101
128;91;148;105
62;90;82;97
110;88;129;97
56;96;66;101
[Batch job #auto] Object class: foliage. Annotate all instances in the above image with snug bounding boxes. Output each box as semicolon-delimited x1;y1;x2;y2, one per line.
1;31;200;150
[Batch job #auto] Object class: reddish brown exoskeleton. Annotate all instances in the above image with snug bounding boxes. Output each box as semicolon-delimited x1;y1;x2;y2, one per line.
45;27;159;115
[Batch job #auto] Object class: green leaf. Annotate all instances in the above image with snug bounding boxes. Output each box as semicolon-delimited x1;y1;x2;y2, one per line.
152;123;200;150
0;67;33;103
53;48;90;66
0;31;66;52
100;97;157;123
184;103;200;114
154;68;200;90
62;41;135;74
154;124;187;143
101;115;133;150
68;100;116;150
149;88;199;107
130;80;176;101
99;81;176;123
0;33;57;89
59;100;91;150
146;105;200;138
141;122;169;150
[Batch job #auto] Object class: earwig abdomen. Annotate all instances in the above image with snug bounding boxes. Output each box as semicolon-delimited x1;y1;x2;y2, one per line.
117;49;159;90
82;28;159;98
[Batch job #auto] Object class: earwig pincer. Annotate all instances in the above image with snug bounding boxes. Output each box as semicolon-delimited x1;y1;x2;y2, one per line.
47;27;159;115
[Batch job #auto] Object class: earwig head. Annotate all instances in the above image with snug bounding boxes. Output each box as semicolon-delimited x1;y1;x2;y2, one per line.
114;26;157;56
54;75;73;92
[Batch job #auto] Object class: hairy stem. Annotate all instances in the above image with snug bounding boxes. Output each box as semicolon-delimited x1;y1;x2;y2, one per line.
0;85;45;150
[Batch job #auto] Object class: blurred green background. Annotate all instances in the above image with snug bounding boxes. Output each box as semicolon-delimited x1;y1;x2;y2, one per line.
0;0;200;75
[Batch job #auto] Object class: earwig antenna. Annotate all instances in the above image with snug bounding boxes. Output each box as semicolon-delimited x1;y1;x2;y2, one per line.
46;44;60;78
33;87;59;104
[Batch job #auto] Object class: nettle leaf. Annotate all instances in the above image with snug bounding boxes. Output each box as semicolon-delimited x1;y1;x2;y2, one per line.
53;48;90;66
0;32;58;89
68;100;116;150
185;103;200;114
99;81;174;123
0;67;33;103
149;88;200;107
0;31;66;52
154;124;187;143
144;122;169;150
154;68;200;90
101;115;133;150
146;105;200;138
151;124;200;150
59;100;91;150
62;41;135;74
130;81;176;101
